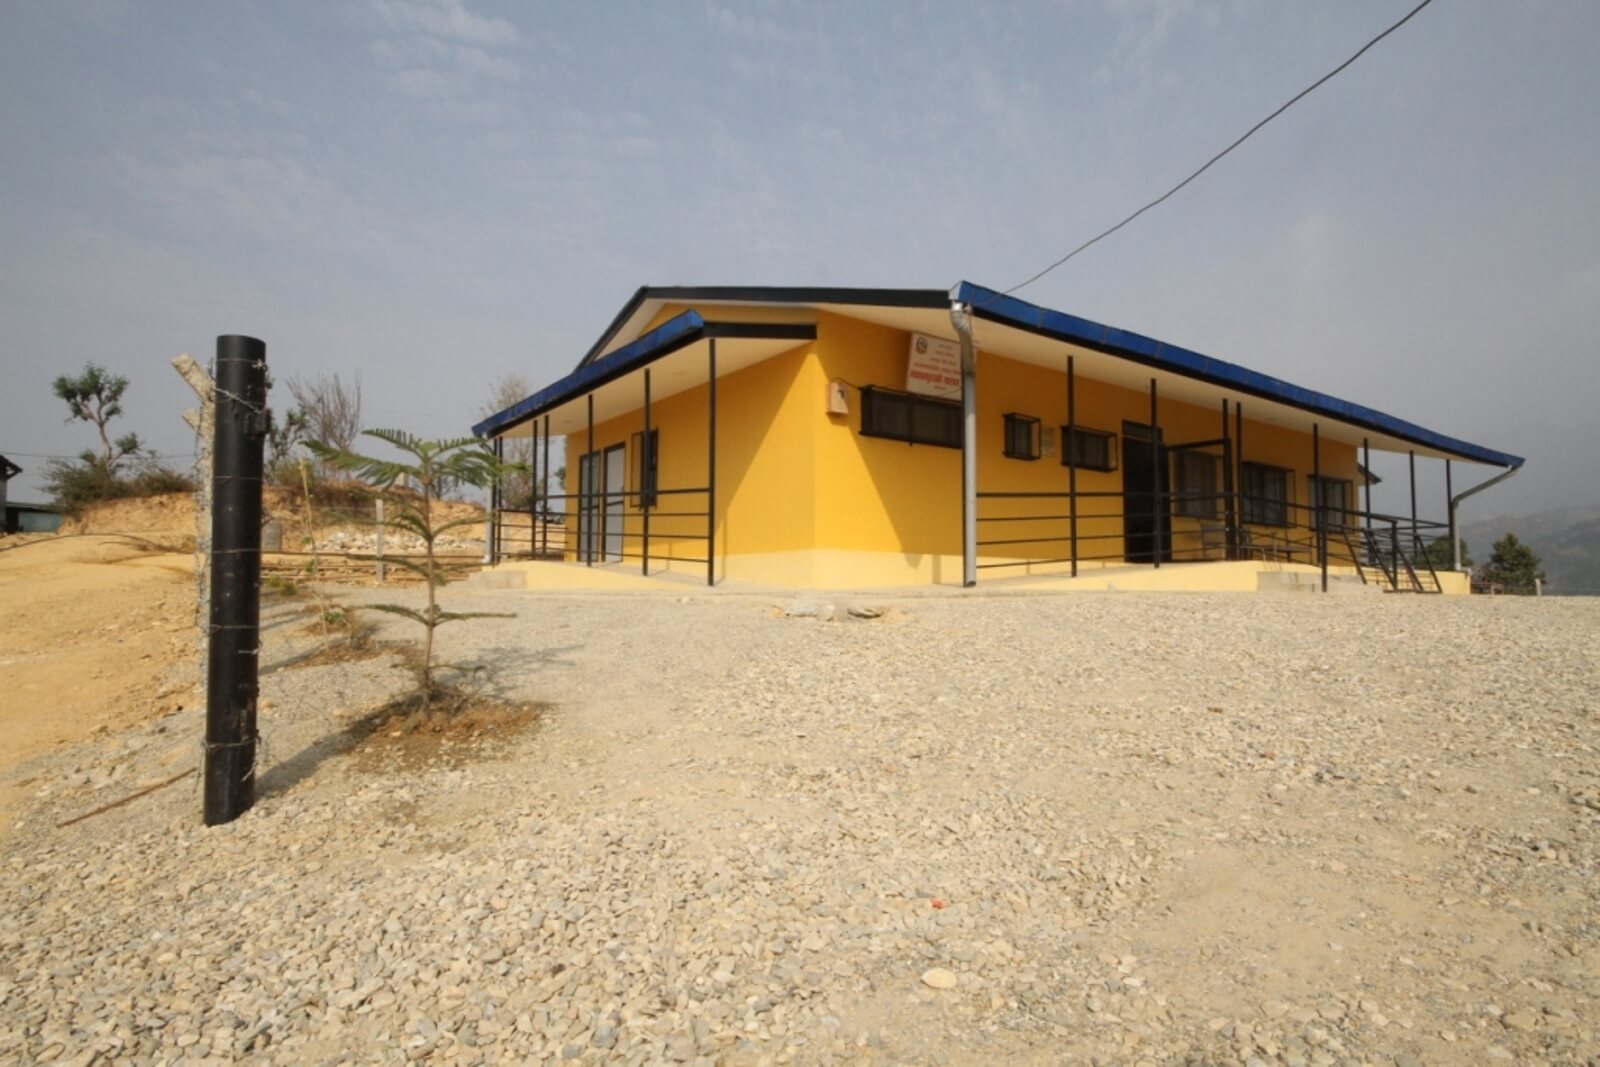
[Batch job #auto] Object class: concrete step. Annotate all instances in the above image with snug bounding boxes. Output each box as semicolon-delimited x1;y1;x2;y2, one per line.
1256;571;1382;595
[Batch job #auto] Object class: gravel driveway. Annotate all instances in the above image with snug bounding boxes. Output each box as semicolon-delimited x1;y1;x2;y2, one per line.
2;586;1596;1066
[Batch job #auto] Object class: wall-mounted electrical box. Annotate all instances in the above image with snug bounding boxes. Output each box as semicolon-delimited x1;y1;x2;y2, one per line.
826;381;849;415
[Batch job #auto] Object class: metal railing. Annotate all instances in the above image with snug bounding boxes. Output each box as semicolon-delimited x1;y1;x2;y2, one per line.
489;484;714;583
975;484;1450;592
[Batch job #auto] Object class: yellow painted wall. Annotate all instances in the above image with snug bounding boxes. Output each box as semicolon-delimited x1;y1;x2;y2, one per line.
525;306;1364;585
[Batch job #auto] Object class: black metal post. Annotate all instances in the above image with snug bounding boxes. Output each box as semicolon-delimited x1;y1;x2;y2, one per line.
534;422;547;563
1408;449;1418;558
1067;355;1077;578
1363;438;1372;533
204;334;267;827
489;436;502;564
585;394;594;566
1221;399;1236;560
642;367;651;577
1149;378;1160;569
1444;459;1454;569
707;339;717;587
541;415;551;559
1235;402;1244;536
1313;422;1326;592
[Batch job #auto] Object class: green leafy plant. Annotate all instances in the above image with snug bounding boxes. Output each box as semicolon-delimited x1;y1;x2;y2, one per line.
306;430;522;708
52;362;141;473
1479;532;1546;595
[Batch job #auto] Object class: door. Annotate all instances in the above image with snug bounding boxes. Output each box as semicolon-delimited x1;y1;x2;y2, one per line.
1122;422;1170;563
577;450;601;562
602;444;625;562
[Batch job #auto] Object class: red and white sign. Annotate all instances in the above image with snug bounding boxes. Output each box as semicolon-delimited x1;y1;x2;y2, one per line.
906;333;962;398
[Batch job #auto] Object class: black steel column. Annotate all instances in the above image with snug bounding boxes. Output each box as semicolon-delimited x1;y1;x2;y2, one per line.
642;368;651;577
1067;355;1078;578
1313;423;1326;592
1408;450;1418;554
586;394;594;566
707;339;717;587
1445;459;1454;570
1235;402;1244;535
1221;399;1236;560
1149;378;1160;569
1363;438;1372;533
541;415;551;558
489;436;502;563
205;334;267;827
528;420;537;558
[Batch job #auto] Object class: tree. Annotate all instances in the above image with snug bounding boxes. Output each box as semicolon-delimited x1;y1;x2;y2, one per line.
1423;534;1471;570
266;405;309;486
287;373;362;467
52;363;141;472
481;374;535;510
1479;532;1546;595
306;430;523;709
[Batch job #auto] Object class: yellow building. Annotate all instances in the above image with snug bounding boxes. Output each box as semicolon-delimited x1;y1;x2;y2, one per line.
474;285;1522;593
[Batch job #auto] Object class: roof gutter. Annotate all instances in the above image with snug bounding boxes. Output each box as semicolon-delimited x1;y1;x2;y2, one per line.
1449;464;1522;572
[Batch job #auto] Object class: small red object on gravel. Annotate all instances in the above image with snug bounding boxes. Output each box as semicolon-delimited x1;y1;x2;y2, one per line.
930;898;947;909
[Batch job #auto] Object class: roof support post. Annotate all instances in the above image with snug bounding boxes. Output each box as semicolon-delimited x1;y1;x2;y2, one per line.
1363;438;1372;534
707;338;717;588
528;419;538;558
1408;450;1418;559
951;302;977;588
586;393;594;566
1314;422;1326;593
1149;378;1160;570
1443;459;1453;572
1221;398;1236;561
1067;354;1078;578
541;415;550;559
1235;402;1244;536
642;367;651;577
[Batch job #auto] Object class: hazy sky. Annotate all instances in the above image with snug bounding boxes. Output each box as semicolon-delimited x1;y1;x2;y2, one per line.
2;0;1595;522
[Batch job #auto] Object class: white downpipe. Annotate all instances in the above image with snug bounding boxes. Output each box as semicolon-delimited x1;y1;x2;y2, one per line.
1450;465;1520;571
951;301;977;588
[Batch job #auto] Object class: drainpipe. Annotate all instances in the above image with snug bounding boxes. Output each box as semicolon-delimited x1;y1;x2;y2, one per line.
951;300;977;588
1449;464;1520;571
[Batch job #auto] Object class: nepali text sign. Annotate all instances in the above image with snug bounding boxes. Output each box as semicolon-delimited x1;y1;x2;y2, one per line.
906;333;962;398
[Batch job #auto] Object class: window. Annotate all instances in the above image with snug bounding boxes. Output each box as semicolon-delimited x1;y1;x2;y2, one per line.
860;386;962;449
1241;462;1291;526
1309;476;1351;531
1003;413;1040;460
630;428;658;509
1172;449;1220;518
1059;427;1116;472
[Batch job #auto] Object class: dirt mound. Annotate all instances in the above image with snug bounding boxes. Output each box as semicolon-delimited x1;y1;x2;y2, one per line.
57;489;487;542
59;493;198;537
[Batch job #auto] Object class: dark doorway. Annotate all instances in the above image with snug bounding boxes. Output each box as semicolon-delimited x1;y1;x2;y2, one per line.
1122;422;1169;563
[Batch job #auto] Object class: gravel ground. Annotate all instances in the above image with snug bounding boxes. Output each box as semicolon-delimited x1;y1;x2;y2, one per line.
1;585;1597;1066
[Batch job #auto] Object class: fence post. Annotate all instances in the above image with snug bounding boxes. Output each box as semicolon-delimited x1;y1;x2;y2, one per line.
204;335;267;827
375;499;386;583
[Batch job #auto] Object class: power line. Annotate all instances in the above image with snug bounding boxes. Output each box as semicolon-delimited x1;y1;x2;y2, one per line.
1001;0;1437;298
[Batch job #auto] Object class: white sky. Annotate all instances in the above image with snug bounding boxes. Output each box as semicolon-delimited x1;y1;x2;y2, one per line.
1;0;1596;522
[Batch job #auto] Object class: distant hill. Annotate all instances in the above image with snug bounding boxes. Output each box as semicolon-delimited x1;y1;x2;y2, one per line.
1462;505;1600;597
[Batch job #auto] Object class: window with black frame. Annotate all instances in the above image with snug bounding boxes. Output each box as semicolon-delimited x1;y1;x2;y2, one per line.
1059;427;1116;472
630;428;658;509
1309;475;1351;532
1172;449;1220;518
860;386;962;448
1003;413;1040;460
1241;461;1291;526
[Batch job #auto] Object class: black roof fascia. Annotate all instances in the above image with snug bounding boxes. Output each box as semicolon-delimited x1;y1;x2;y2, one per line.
576;286;947;369
476;317;817;437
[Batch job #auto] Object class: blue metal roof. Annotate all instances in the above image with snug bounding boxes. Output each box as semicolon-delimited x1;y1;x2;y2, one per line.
952;282;1524;469
474;282;1523;470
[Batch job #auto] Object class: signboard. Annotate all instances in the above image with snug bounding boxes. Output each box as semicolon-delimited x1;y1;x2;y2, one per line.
906;333;962;398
